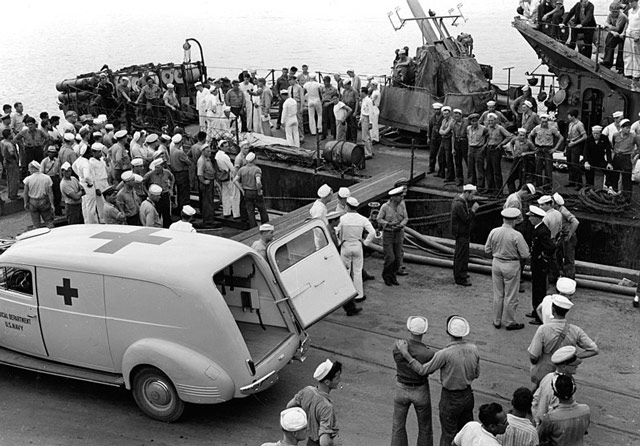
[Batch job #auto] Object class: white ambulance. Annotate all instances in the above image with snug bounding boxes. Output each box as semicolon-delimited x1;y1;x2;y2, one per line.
0;221;355;421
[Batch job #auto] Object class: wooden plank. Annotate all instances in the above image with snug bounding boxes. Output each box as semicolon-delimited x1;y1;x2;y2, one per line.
233;169;424;245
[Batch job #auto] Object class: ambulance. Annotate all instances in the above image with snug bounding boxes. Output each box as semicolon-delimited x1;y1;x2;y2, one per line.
0;221;356;421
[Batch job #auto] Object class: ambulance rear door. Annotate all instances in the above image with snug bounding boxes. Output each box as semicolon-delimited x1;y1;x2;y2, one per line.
266;220;357;329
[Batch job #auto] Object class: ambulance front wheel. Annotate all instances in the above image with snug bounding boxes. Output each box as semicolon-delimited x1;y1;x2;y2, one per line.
132;366;185;422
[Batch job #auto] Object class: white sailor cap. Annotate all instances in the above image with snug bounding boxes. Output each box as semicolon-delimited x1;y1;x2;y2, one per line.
551;345;581;365
280;89;289;95
313;359;334;381
194;81;203;87
487;112;498;120
501;208;521;219
367;75;374;80
60;161;71;171
246;152;256;162
280;407;307;432
523;100;533;108
487;100;496;107
133;174;143;183
463;184;477;192
592;125;603;132
63;133;75;141
406;316;429;335
29;161;41;171
432;102;443;110
346;196;359;207
317;184;332;198
517;127;527;134
612;110;624;118
441;105;452;112
338;187;351;198
145;133;158;144
105;123;114;130
259;223;275;232
447;315;470;338
131;158;144;167
95;114;107;123
166;83;174;89
453;108;462;115
527;205;546;217
149;158;164;170
552;294;574;310
526;183;536;195
182;205;196;216
553;192;564;205
537;195;553;205
172;134;183;144
160;134;171;141
522;85;530;91
148;184;163;195
47;146;57;153
388;186;404;196
620;118;631;127
92;131;102;137
121;170;134;181
91;142;105;151
556;277;577;295
75;134;83;142
114;129;127;139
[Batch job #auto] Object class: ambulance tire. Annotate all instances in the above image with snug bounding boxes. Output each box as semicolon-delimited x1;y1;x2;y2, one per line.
132;366;185;422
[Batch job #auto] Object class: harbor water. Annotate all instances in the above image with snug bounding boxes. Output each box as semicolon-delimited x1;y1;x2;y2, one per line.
0;0;616;117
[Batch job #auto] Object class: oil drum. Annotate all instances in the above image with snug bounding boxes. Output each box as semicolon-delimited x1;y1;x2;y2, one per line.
183;64;202;83
322;141;365;169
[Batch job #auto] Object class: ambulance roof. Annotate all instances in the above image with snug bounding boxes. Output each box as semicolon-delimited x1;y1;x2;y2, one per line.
1;225;253;283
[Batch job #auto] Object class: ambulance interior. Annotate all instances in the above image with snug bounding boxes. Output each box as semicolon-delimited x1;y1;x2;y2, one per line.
214;255;293;362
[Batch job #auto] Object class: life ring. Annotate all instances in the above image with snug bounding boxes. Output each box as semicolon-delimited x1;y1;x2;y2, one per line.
161;68;174;86
174;69;184;84
146;72;160;85
130;75;141;92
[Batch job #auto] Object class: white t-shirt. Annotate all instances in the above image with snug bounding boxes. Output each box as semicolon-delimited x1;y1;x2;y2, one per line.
333;101;349;122
305;81;322;101
454;421;501;446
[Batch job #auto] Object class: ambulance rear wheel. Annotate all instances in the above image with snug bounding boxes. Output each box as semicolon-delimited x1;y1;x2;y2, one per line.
132;366;185;422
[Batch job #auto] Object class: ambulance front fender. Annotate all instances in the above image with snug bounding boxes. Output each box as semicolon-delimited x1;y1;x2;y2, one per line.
121;338;235;403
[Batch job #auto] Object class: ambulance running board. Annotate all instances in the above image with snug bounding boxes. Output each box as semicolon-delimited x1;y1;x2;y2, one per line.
0;346;124;387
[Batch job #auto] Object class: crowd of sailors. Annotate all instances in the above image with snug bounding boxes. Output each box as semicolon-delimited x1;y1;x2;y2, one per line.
255;171;606;446
518;0;640;79
0;102;272;232
427;93;639;202
81;65;383;157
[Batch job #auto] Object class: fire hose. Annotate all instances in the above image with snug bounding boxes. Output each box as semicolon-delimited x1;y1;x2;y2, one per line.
368;237;636;297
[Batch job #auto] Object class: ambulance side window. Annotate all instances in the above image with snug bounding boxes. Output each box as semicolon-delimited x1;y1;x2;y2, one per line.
274;227;328;272
0;267;33;296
